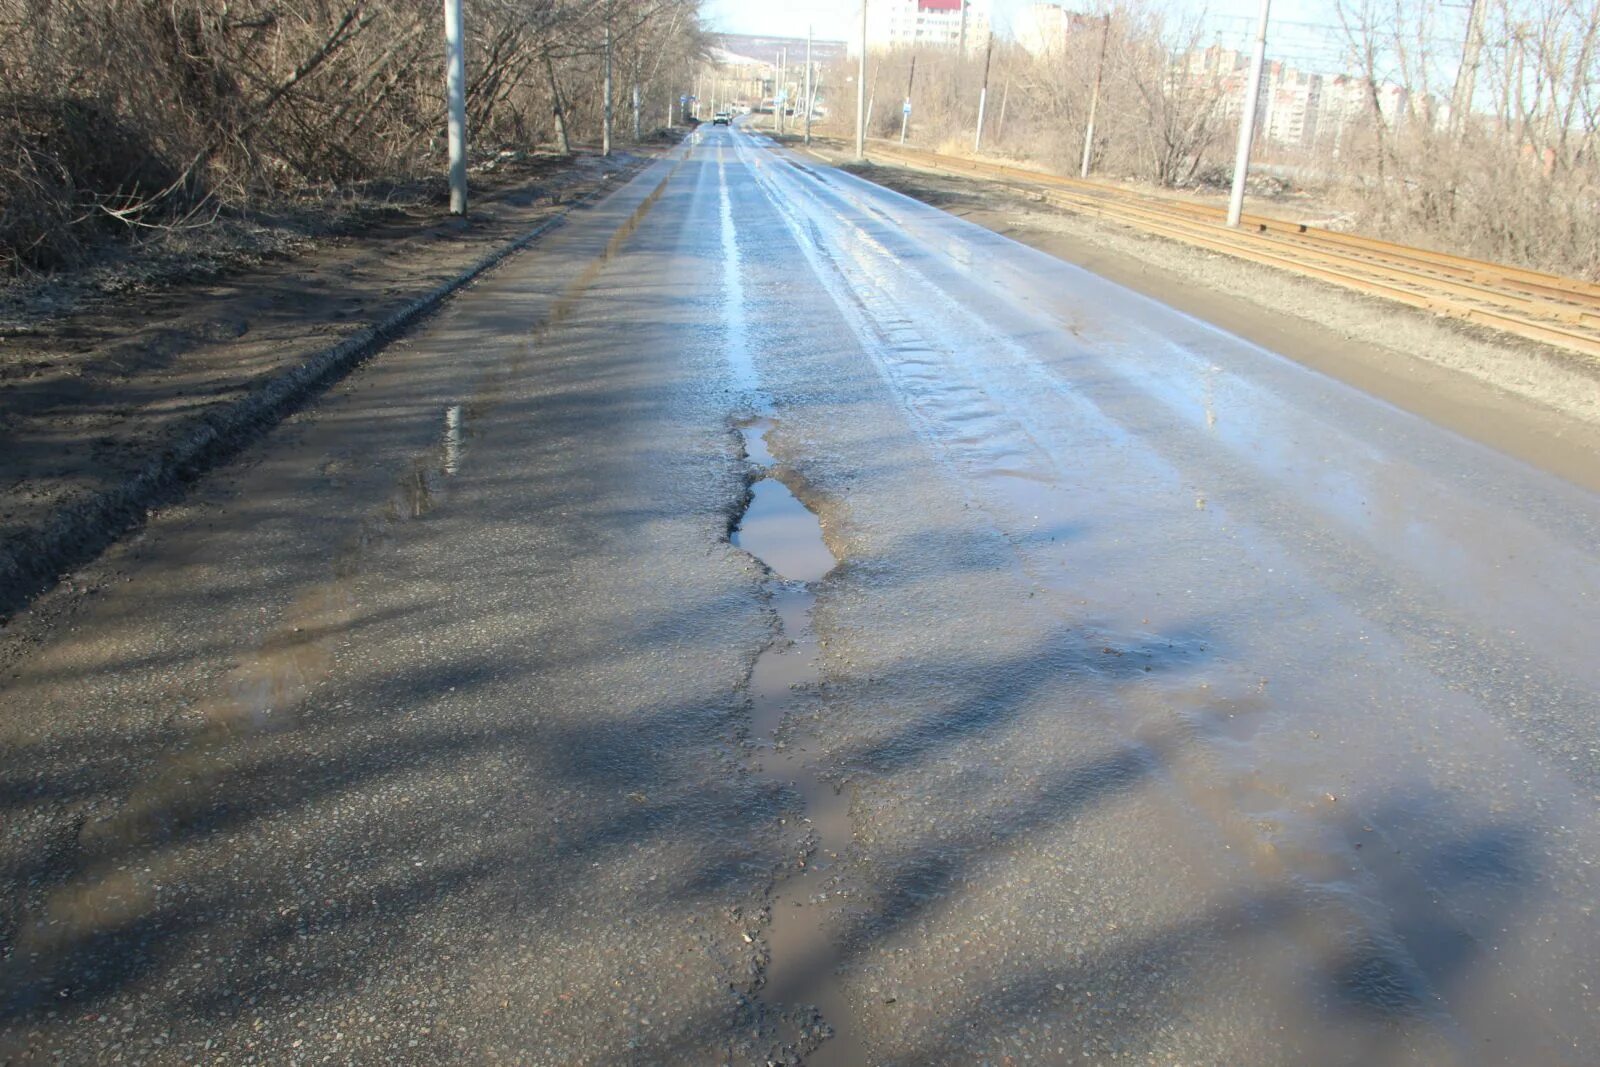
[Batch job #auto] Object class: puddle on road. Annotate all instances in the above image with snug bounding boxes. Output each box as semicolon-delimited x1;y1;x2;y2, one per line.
24;399;479;986
732;419;865;1064
733;478;835;584
77;401;472;849
739;415;778;468
235;399;471;734
443;403;463;475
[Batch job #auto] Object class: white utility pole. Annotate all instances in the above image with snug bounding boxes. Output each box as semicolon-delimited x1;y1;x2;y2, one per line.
804;25;814;144
1226;0;1271;227
443;0;469;214
1080;14;1110;178
602;19;613;155
632;84;641;141
855;0;867;159
973;35;993;152
899;52;916;144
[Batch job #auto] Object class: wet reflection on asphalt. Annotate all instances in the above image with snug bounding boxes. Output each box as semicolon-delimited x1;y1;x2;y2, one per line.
718;123;1600;1063
2;122;1599;1066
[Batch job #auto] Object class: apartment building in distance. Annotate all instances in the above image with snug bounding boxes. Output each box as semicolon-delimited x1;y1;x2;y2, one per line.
1265;64;1322;148
848;0;992;56
1014;1;1098;58
1319;76;1411;142
1180;45;1415;153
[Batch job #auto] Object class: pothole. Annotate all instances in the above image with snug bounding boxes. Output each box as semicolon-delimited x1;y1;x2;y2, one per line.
733;475;834;584
732;417;865;1065
740;415;778;468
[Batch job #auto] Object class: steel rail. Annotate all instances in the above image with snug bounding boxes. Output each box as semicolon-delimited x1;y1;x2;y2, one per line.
1029;184;1596;326
863;142;1600;361
867;141;1600;309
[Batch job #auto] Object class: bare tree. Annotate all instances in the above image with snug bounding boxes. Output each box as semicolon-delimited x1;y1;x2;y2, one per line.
1121;10;1228;186
0;0;709;273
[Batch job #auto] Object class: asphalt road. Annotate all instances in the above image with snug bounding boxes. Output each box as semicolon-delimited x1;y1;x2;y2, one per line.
2;125;1599;1065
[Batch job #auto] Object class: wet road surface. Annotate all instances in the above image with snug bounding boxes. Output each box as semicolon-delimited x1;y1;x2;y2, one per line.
3;125;1600;1063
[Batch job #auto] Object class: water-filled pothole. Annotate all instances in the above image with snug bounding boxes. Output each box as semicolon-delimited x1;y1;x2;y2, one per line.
733;418;834;584
734;478;835;584
731;417;863;1063
740;415;778;468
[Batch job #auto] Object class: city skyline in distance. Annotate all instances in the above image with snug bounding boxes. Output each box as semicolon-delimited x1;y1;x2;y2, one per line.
701;0;1325;44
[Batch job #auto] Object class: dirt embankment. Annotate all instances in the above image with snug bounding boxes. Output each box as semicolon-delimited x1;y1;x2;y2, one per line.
828;156;1600;494
0;149;654;622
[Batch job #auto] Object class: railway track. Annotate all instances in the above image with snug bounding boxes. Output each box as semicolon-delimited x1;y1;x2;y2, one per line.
861;140;1600;361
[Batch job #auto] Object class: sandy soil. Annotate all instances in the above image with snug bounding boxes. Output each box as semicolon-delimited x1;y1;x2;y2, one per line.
0;149;653;618
824;155;1600;494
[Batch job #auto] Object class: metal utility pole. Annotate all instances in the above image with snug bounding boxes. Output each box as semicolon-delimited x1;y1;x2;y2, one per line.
899;52;916;144
973;34;993;151
804;25;814;144
1449;0;1487;134
443;0;469;214
1080;14;1110;178
602;19;614;156
855;0;867;159
1226;0;1271;227
632;84;641;141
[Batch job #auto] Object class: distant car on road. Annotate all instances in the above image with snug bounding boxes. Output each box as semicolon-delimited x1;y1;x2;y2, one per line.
712;111;731;126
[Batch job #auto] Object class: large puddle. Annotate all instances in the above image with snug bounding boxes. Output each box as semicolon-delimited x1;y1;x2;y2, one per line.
732;419;864;1064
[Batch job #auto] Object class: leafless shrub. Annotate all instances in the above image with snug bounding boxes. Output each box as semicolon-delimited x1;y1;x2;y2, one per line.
836;2;1230;186
0;0;708;276
820;0;1596;279
1329;0;1600;278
